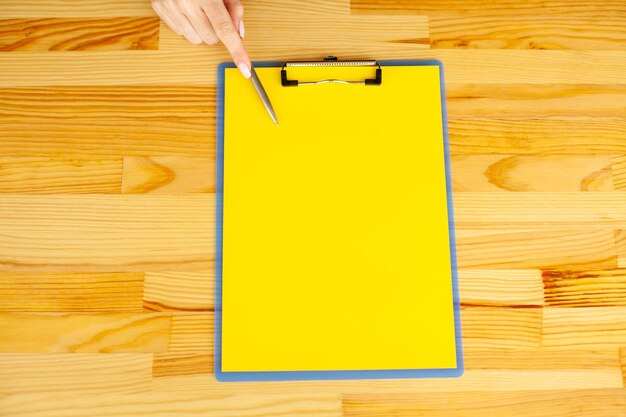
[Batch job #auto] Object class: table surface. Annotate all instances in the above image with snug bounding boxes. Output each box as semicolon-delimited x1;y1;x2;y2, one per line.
1;1;626;416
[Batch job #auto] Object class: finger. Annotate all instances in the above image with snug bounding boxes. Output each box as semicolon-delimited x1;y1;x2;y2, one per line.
152;0;181;35
164;1;203;44
202;1;251;77
223;0;244;37
179;1;219;45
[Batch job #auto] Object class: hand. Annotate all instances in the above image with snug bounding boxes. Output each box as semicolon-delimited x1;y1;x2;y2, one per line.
152;0;252;78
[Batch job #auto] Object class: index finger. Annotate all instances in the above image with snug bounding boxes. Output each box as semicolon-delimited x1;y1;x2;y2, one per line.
202;1;251;77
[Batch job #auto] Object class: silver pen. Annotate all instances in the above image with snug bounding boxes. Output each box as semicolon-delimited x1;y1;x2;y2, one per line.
249;67;279;125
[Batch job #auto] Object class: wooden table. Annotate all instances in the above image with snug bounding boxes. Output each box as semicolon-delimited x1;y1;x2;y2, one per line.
1;1;626;415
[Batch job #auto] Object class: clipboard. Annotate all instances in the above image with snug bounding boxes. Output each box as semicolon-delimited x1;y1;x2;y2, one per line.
215;58;463;382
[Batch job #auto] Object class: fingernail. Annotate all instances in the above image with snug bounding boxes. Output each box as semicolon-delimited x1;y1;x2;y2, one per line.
239;20;245;38
238;62;251;79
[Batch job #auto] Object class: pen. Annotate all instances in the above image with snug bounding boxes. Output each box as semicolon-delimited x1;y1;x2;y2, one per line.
249;67;279;125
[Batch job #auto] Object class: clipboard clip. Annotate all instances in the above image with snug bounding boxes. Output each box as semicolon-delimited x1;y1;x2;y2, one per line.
281;56;382;86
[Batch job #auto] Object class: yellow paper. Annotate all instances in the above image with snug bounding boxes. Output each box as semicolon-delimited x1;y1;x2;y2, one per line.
221;64;457;372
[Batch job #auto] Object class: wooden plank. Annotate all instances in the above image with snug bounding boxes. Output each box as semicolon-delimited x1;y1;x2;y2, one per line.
611;155;626;190
451;155;613;192
342;389;626;417
458;269;544;306
464;347;619;370
0;195;213;271
0;86;212;118
122;157;214;194
0;86;213;157
543;307;626;348
159;15;429;51
154;353;213;377
0;18;159;51
152;337;622;394
0;312;171;353
447;84;626;119
153;368;621;395
0;0;348;18
351;0;626;50
245;0;351;16
0;392;343;417
158;345;617;390
0;353;152;395
621;347;626;386
454;193;626;229
2;116;211;157
461;307;542;349
543;268;626;307
2;50;626;86
428;15;626;50
169;313;213;353
0;272;143;312
0;0;154;18
144;271;213;312
617;230;626;269
154;346;617;376
352;0;626;15
455;229;617;269
0;157;122;194
449;118;626;155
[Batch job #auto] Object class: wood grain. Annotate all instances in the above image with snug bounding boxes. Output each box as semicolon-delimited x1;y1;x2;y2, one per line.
0;0;155;18
2;0;626;414
0;312;171;353
342;389;626;417
446;84;626;119
616;230;626;269
448;118;626;155
0;0;349;19
0;353;152;395
451;155;613;192
0;18;159;51
0;157;122;194
2;50;626;87
611;155;626;190
153;348;618;380
543;268;626;307
621;348;626;386
454;193;626;229
159;15;429;51
461;307;542;349
352;0;626;15
543;307;626;348
152;368;622;396
458;269;544;306
0;195;213;271
0;86;213;157
154;353;213;377
144;271;214;312
122;157;214;194
169;313;213;353
455;229;617;269
427;15;626;51
463;348;620;370
0;393;343;417
0;272;143;312
351;0;626;50
0;86;212;118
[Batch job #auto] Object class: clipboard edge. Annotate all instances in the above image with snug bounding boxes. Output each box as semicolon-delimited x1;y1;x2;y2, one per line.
214;59;464;382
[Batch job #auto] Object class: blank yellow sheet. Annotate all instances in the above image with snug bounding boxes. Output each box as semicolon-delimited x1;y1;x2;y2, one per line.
221;64;458;373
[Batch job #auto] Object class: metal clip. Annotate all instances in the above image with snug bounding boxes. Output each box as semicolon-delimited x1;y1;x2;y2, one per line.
281;56;382;86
